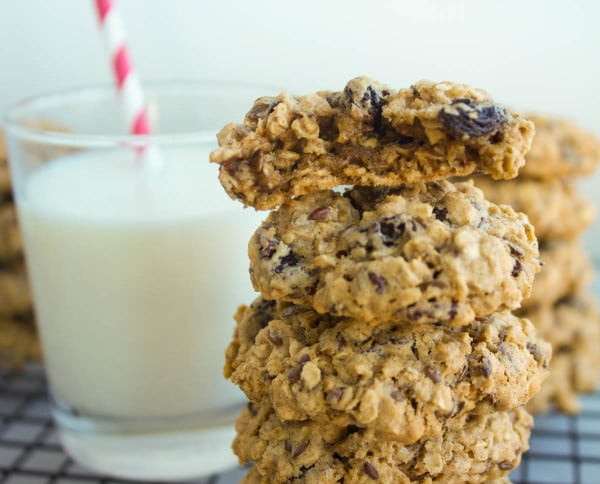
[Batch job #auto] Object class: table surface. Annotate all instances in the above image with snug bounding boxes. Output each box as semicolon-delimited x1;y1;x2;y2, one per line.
1;366;600;484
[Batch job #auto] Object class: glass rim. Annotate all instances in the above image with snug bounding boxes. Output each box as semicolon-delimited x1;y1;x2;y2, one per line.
2;79;277;147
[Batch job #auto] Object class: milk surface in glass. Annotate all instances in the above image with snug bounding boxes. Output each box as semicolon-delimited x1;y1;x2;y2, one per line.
18;146;260;419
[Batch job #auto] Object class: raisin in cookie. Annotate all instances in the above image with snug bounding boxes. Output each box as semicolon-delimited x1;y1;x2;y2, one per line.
226;298;550;443
522;239;592;309
211;77;535;209
474;176;595;241
249;180;539;326
520;115;600;179
521;294;600;414
234;400;532;484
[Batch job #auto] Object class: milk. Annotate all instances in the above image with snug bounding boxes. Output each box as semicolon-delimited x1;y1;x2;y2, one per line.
18;147;262;419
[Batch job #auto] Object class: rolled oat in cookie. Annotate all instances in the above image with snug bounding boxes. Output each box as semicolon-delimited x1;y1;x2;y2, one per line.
225;297;550;443
234;400;533;484
521;115;600;179
211;77;535;209
249;180;539;326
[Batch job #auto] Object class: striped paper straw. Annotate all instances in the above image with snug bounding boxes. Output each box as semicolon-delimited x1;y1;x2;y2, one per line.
94;0;151;136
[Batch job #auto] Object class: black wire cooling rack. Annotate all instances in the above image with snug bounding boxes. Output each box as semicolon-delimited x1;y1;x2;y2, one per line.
1;365;599;484
511;391;600;484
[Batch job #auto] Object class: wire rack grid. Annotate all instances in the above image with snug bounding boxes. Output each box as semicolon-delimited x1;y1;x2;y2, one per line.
1;365;600;484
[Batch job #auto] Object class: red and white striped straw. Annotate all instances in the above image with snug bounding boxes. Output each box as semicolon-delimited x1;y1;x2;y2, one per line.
94;0;151;136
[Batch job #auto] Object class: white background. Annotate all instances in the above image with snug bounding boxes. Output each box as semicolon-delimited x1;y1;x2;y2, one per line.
1;0;599;121
2;0;600;247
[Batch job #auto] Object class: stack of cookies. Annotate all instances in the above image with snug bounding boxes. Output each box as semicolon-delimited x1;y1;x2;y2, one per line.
0;133;40;368
474;117;600;413
212;78;552;482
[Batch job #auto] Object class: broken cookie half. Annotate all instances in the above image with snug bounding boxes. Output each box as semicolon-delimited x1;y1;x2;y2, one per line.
210;77;535;210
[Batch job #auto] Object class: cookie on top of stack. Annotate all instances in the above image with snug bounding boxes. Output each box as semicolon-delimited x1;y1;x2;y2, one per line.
0;133;40;369
212;77;551;483
474;116;600;414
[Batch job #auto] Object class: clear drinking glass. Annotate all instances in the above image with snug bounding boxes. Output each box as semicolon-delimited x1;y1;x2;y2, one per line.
3;81;270;480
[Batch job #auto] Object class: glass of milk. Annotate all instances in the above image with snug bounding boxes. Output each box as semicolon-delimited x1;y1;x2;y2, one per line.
3;81;270;480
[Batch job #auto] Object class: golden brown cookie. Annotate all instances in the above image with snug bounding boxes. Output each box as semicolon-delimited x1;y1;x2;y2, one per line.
522;239;593;309
0;263;32;317
521;294;600;414
243;466;512;484
249;181;539;326
211;77;535;209
0;133;10;195
226;298;550;443
527;351;599;414
0;316;41;369
0;162;10;197
0;203;22;262
521;292;599;348
234;400;532;484
474;176;595;241
521;115;600;179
